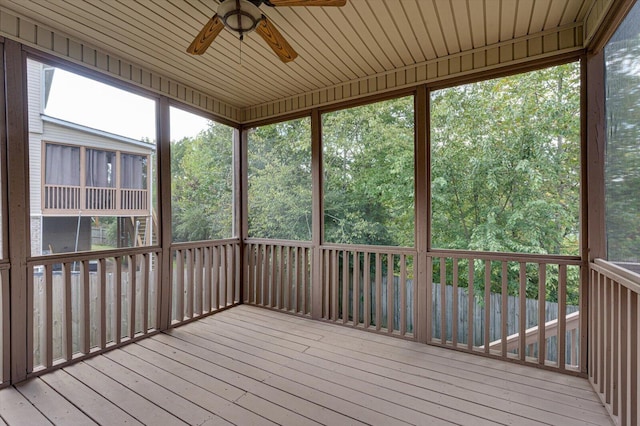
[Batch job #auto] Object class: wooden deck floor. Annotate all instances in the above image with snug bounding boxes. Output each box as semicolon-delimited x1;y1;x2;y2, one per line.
1;305;611;425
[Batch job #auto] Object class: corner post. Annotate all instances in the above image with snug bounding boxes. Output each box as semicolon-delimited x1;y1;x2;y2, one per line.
311;109;323;319
415;85;430;343
157;96;172;330
5;39;31;383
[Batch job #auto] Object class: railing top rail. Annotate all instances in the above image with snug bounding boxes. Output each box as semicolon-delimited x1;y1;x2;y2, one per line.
592;259;640;294
27;246;161;266
245;238;314;248
171;238;241;250
320;243;416;255
428;248;582;264
0;261;10;270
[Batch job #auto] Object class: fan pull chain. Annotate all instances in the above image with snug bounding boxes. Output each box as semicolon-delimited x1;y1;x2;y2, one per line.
239;34;244;65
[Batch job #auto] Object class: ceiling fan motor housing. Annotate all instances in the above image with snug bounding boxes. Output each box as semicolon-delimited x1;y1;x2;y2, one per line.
218;0;264;39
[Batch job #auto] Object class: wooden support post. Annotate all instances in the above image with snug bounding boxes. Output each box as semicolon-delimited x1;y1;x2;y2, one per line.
157;97;172;330
415;85;429;343
311;109;323;319
6;40;31;383
585;50;605;373
239;128;248;304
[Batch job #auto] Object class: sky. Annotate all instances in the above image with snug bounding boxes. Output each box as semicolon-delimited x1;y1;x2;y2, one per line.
44;67;211;142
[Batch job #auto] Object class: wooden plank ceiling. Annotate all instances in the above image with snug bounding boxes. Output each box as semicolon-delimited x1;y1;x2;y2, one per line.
0;0;593;110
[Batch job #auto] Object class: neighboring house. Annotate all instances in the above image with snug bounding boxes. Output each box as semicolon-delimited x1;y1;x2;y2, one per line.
27;59;156;256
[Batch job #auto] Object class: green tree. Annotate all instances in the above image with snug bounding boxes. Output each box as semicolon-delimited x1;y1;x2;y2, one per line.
247;117;313;240
323;96;415;247
171;122;234;242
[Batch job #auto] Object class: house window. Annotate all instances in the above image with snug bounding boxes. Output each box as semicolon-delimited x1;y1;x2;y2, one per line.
604;2;640;271
45;144;80;186
86;149;115;188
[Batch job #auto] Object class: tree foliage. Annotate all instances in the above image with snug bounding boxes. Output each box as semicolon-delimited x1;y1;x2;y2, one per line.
431;63;580;256
247;118;313;240
171;123;233;242
323;96;415;246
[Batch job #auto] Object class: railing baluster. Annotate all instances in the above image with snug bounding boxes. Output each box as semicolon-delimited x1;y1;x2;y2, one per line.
221;245;228;308
605;276;613;404
129;255;137;338
501;261;508;358
271;245;278;309
332;250;339;321
467;258;474;351
195;248;203;315
114;257;122;343
612;279;619;415
363;253;370;328
176;250;184;321
342;250;349;324
400;254;407;336
99;258;107;350
519;262;526;360
353;251;359;327
141;254;149;333
630;291;638;426
440;257;446;344
203;246;211;313
452;258;458;347
62;262;73;361
82;260;91;353
484;260;491;354
44;264;53;368
304;248;310;315
374;252;381;329
538;263;546;364
277;245;284;309
387;253;394;333
558;264;567;370
212;246;220;310
185;249;193;318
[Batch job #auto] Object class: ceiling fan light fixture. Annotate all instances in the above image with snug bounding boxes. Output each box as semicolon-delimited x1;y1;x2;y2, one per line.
218;0;263;38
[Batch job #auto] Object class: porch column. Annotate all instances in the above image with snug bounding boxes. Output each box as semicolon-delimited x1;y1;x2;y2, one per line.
157;97;172;330
311;109;323;319
5;39;31;383
415;85;430;343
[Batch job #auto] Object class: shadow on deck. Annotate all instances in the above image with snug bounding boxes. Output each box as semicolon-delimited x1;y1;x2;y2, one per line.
0;305;610;426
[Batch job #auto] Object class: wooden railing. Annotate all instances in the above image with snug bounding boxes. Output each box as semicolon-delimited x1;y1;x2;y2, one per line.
244;240;313;316
170;239;241;326
28;247;161;376
321;244;416;337
590;259;639;426
43;184;148;215
43;184;80;210
484;311;581;366
121;188;148;211
427;250;583;372
0;262;9;387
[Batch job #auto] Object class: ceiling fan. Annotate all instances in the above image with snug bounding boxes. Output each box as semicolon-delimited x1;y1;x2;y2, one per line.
187;0;347;63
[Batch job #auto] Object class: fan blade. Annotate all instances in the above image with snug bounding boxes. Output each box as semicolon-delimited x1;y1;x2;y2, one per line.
187;14;225;55
255;17;298;63
268;0;347;5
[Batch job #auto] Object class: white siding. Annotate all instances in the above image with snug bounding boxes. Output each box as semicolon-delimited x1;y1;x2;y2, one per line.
26;59;43;134
42;122;154;155
29;133;42;214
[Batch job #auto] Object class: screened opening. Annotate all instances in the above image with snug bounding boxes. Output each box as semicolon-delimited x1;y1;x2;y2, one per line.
247;117;312;241
27;58;157;255
430;63;581;256
322;96;415;247
604;2;640;273
170;106;234;243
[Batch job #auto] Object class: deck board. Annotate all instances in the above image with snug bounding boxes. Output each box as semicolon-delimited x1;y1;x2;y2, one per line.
0;305;611;425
